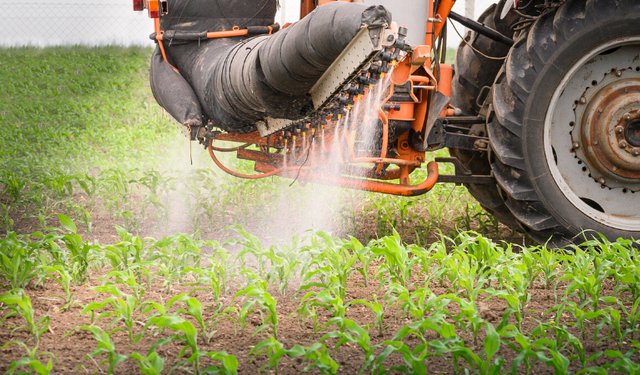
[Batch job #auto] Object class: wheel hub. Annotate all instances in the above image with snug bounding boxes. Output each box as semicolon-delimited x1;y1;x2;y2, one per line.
628;119;640;147
573;69;640;191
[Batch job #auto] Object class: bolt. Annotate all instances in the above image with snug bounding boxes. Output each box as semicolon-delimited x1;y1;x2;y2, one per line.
387;34;394;42
632;148;640;157
572;142;580;149
594;140;599;145
598;177;606;185
619;140;629;149
579;97;587;104
616;126;625;134
616;70;623;77
474;140;488;149
624;113;632;121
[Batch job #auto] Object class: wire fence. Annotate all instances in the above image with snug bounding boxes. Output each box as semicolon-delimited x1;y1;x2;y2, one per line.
0;2;155;48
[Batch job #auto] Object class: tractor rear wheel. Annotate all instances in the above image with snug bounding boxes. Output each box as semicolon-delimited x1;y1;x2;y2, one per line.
487;0;640;247
449;1;520;228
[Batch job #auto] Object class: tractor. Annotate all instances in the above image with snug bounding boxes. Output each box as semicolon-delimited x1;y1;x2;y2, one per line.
134;0;640;247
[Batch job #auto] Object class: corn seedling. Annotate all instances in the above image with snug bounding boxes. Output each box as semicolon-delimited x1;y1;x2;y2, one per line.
68;325;127;375
167;293;215;343
371;230;415;288
147;314;238;375
129;351;164;375
234;272;279;338
299;231;359;301
42;265;75;310
81;284;146;344
320;318;378;374
249;335;292;375
353;295;387;337
57;214;98;285
0;232;41;289
2;339;56;375
0;289;50;346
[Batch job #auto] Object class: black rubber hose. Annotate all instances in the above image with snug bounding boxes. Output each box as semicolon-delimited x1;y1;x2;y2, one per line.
157;1;390;133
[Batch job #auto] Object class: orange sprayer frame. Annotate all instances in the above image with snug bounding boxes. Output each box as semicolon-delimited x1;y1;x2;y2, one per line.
202;0;456;196
141;0;456;196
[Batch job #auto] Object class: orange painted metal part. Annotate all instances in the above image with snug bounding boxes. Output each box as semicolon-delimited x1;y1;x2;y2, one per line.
300;0;317;18
438;64;453;116
437;64;453;97
281;162;439;196
387;102;415;122
208;140;283;179
146;0;159;18
214;131;268;146
434;0;455;38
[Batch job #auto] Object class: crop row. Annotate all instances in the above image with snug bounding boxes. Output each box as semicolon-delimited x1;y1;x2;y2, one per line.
1;215;639;374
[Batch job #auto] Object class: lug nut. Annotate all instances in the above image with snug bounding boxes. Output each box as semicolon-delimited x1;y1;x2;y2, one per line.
619;140;628;149
572;142;580;149
616;70;623;77
598;177;606;185
579;97;587;104
624;113;632;121
632;148;640;157
615;125;625;134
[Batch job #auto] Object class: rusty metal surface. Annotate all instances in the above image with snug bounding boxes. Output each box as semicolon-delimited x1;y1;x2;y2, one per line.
573;71;640;189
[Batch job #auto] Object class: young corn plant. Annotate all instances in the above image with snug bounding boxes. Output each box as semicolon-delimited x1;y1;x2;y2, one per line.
42;265;75;310
533;244;565;290
320;318;378;374
147;315;238;375
104;225;152;272
129;351;164;375
386;283;452;321
81;284;146;345
56;214;99;286
0;232;41;289
371;340;431;375
0;289;50;346
2;341;55;375
167;293;215;343
1;289;55;375
371;230;415;288
353;295;387;337
153;233;203;292
298;286;349;332
234;271;279;338
441;323;504;375
68;325;127;375
251;338;340;375
299;231;359;301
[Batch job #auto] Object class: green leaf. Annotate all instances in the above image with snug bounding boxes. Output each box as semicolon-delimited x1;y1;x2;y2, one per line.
57;214;77;233
484;323;500;360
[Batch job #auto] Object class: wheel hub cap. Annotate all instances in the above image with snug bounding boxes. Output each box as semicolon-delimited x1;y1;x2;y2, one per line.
573;72;640;189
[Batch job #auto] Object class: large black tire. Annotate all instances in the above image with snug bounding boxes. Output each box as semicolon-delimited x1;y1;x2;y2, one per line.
449;1;520;228
487;0;640;247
